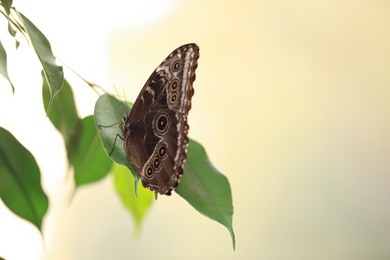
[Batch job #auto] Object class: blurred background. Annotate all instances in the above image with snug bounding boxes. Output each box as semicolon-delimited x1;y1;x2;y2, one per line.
0;0;389;259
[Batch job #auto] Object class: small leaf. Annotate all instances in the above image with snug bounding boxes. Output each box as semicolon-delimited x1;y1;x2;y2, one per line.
16;10;64;112
1;4;20;47
0;40;14;93
0;127;49;232
94;94;138;183
42;74;79;144
113;163;153;234
7;22;20;48
5;17;20;48
175;140;236;250
71;116;113;187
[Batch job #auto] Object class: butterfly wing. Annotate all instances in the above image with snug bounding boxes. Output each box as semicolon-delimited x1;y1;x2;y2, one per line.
123;44;199;195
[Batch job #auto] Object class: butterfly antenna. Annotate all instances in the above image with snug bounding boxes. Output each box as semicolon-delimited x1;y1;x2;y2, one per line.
122;88;130;117
113;84;130;117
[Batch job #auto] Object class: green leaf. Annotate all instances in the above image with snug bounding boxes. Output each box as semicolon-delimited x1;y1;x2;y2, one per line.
113;163;153;234
6;17;19;48
16;10;64;112
0;3;20;47
70;116;113;187
42;74;79;144
1;0;13;14
0;40;14;93
94;94;138;183
175;140;235;250
43;77;110;187
0;127;49;232
8;23;19;48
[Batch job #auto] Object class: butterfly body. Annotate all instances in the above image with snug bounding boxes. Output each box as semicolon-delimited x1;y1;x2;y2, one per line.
123;44;199;195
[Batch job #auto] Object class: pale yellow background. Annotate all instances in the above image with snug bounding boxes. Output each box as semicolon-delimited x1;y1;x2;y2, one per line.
0;0;389;259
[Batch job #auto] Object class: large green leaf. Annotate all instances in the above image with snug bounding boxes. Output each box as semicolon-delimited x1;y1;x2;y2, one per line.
94;94;138;182
0;127;48;232
113;164;153;233
16;10;64;112
71;116;113;187
176;140;235;249
0;40;14;93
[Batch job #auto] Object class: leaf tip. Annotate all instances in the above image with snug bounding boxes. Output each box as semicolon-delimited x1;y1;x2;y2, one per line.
230;228;236;251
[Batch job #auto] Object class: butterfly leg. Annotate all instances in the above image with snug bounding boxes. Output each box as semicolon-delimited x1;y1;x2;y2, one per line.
97;122;124;156
108;134;124;156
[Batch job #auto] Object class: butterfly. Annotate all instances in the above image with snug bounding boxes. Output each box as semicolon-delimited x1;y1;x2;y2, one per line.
123;44;199;195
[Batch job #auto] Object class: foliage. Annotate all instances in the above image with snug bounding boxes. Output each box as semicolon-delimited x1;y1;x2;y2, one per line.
0;1;235;251
0;127;48;232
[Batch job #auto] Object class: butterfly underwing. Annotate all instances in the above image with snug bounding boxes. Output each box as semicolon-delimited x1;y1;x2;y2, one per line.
123;44;199;195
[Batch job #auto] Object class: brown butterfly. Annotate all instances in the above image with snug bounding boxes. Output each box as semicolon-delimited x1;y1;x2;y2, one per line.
123;44;199;195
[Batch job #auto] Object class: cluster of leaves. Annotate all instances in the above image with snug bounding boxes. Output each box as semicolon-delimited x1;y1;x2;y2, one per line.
0;0;235;250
